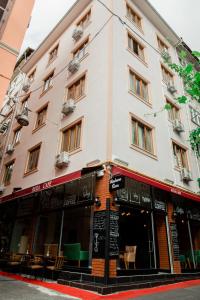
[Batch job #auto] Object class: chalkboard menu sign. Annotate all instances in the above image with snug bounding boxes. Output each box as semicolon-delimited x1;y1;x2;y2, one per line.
109;211;119;257
92;211;106;258
116;177;152;208
92;210;119;258
170;223;180;260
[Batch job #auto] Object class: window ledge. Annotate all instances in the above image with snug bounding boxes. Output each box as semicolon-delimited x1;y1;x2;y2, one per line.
69;148;82;156
32;123;46;134
130;144;157;160
24;168;38;177
128;90;152;108
125;16;144;34
40;85;53;98
127;48;148;67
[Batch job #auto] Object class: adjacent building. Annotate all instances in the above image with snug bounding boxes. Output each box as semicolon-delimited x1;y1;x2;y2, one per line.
0;0;35;105
0;0;199;284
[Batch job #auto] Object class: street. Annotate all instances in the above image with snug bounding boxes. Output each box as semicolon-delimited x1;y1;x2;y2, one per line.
0;274;200;300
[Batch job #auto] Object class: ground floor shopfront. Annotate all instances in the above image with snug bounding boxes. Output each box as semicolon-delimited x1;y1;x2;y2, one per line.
0;163;200;283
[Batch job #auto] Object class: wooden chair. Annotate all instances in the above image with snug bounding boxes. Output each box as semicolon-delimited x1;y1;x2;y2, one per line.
27;256;44;279
124;246;137;269
46;256;64;279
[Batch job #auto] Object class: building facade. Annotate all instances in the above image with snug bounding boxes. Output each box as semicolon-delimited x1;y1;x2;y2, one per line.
0;0;199;283
0;0;35;105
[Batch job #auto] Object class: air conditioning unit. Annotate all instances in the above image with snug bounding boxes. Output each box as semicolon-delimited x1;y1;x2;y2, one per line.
173;119;184;133
62;99;76;115
0;185;5;195
6;144;14;155
22;79;31;93
15;109;29;126
72;26;83;41
181;168;193;182
0;122;9;134
68;58;80;74
55;152;70;168
161;50;171;62
167;83;177;94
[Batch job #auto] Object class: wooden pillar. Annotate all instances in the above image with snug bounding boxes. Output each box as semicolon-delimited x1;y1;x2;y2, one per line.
155;215;170;270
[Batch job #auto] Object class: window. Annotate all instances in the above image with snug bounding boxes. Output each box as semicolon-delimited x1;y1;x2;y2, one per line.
77;10;91;29
157;37;168;52
49;45;59;63
62;121;82;153
13;127;22;145
26;145;41;173
0;0;8;21
43;71;54;92
129;70;148;102
67;75;85;101
73;38;89;60
35;106;48;129
126;4;142;29
3;161;14;185
131;117;153;153
161;65;174;85
28;69;36;83
128;34;144;60
166;100;180;122
21;96;29;111
190;107;200;126
173;142;188;169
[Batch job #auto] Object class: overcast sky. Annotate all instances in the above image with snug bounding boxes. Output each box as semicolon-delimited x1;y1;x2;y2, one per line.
21;0;200;53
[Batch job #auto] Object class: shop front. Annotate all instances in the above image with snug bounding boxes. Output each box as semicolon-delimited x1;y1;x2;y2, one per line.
114;176;170;275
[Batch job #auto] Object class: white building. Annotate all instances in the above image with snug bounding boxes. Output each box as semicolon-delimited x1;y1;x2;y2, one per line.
0;0;199;286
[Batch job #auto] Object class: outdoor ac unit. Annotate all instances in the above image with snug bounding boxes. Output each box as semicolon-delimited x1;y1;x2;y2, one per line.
22;79;31;93
55;152;70;168
15;109;29;126
0;122;9;134
0;185;5;195
181;168;193;182
72;26;83;41
173;119;184;133
62;99;76;115
161;50;171;61
6;144;14;155
167;83;177;94
68;58;80;74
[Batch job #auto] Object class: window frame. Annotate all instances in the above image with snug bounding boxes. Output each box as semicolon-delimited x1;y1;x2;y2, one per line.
13;126;22;145
28;68;36;83
127;32;145;62
48;44;59;64
172;141;189;170
157;36;169;52
126;3;142;30
3;160;15;186
129;68;150;104
72;37;89;60
76;9;91;29
42;70;54;93
66;73;86;102
189;106;200;126
161;64;174;86
166;98;180;122
61;119;83;154
130;114;155;156
25;143;41;175
34;104;48;131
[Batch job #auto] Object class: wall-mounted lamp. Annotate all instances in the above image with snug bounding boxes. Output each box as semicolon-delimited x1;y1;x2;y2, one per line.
94;197;101;207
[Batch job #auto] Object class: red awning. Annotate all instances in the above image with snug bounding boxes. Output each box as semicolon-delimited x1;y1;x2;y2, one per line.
112;165;200;203
0;170;81;204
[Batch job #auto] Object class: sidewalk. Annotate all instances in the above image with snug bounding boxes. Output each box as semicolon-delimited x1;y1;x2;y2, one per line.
0;271;200;300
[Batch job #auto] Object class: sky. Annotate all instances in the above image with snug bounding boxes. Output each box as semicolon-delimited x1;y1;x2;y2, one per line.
21;0;200;53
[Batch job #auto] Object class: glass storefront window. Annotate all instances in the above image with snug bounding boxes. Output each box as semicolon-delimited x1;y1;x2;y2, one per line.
10;217;32;254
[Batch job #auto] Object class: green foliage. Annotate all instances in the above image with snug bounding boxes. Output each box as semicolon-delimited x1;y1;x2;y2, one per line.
189;128;200;157
162;49;200;161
